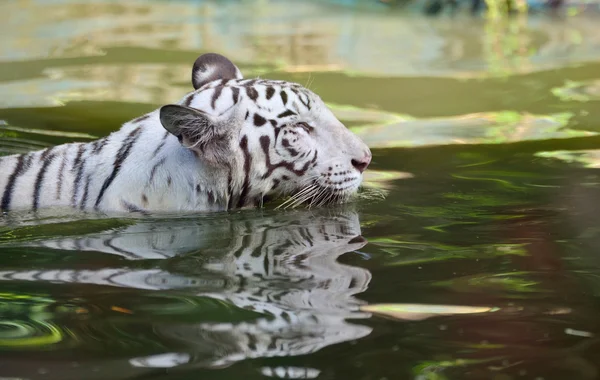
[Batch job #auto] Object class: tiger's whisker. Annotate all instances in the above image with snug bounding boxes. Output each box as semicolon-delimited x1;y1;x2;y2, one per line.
277;184;317;210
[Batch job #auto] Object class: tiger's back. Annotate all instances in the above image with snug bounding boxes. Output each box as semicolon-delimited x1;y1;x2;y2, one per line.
0;117;225;213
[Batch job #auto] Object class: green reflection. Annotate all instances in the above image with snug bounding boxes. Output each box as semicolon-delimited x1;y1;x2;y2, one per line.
552;79;600;102
432;272;542;293
371;236;528;266
0;292;67;348
352;111;593;149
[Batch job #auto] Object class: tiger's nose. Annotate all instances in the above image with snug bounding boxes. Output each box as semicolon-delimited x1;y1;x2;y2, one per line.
351;152;372;173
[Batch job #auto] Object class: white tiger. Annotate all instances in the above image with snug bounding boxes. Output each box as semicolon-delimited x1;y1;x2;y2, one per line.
0;208;372;373
0;53;372;213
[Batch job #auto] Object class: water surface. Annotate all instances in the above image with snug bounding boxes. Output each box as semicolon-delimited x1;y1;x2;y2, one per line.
2;1;600;379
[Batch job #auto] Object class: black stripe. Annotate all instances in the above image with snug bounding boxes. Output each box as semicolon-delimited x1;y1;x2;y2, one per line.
236;135;251;209
298;93;310;109
148;156;166;185
120;199;149;215
104;269;129;285
31;270;45;281
1;155;28;210
284;145;299;157
184;94;194;107
40;147;54;161
280;90;288;105
132;114;150;123
71;144;85;173
92;137;109;155
22;154;34;170
277;110;296;118
79;174;92;210
104;238;140;259
211;86;223;109
32;149;57;210
56;150;68;200
246;87;259;101
266;86;275;100
152;131;170;157
259;135;311;178
71;144;88;207
227;168;234;210
253;113;267;127
310;149;318;164
231;87;240;104
272;178;280;189
274;125;282;141
94;127;143;210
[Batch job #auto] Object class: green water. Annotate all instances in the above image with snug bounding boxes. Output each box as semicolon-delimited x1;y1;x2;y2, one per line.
3;1;600;379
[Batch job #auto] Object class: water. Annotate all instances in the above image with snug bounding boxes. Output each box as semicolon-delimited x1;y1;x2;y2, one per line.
2;0;600;379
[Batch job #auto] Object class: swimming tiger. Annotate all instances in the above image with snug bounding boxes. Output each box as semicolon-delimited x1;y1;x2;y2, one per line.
0;53;372;214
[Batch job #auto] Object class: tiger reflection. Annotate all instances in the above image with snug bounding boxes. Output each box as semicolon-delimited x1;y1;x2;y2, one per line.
0;208;372;374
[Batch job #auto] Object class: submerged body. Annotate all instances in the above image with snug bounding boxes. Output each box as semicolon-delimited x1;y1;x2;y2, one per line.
0;53;371;214
0;114;230;213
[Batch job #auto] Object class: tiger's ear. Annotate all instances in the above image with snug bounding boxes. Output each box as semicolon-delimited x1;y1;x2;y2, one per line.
159;104;234;164
191;53;243;90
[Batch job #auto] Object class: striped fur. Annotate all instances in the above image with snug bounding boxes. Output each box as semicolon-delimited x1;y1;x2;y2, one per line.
0;53;371;214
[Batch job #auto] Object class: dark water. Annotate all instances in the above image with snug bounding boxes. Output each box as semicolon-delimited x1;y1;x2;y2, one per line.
3;1;600;379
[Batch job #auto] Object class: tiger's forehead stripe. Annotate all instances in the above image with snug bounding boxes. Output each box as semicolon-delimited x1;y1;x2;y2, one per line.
196;79;311;108
184;79;313;126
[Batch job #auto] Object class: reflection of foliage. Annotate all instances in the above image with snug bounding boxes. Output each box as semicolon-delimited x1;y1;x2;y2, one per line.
412;357;503;380
0;320;63;347
451;168;558;190
328;103;412;127
443;191;519;204
351;110;589;149
397;202;523;221
0;292;66;348
483;14;530;76
535;149;600;168
395;187;527;226
361;169;413;197
370;235;528;266
552;79;600;102
432;272;542;294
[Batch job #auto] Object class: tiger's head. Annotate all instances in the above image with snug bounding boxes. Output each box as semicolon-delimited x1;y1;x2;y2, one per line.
159;53;371;208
